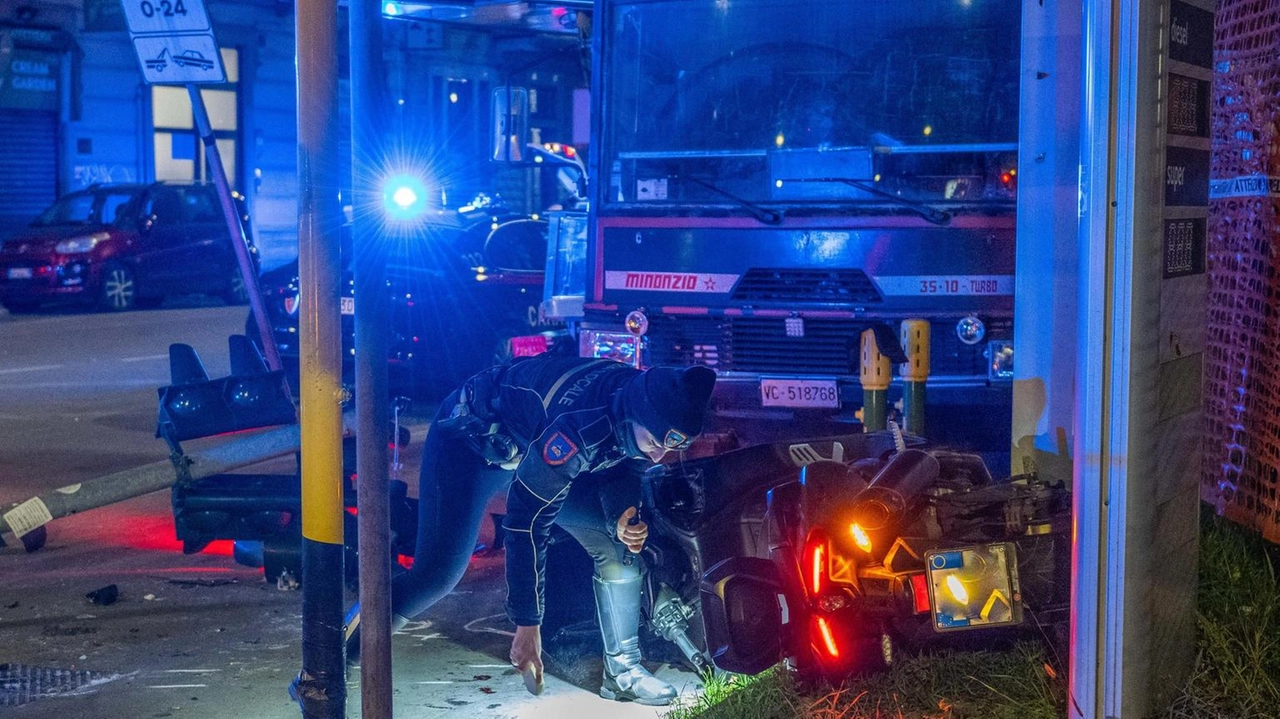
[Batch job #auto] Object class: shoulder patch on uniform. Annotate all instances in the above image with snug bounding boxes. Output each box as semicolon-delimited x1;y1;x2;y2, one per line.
542;431;579;466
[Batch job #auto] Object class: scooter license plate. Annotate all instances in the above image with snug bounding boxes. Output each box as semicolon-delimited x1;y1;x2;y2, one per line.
760;378;838;408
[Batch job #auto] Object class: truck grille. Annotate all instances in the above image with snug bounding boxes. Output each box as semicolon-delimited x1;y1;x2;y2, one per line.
644;317;1006;378
731;268;882;305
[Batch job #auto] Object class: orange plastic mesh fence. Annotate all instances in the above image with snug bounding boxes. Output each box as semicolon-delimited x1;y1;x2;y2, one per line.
1205;0;1280;543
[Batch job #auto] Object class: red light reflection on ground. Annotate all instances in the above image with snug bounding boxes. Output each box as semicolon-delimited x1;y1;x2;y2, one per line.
90;505;233;556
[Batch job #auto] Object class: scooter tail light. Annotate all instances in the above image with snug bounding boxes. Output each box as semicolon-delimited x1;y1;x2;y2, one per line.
815;616;840;659
809;542;824;595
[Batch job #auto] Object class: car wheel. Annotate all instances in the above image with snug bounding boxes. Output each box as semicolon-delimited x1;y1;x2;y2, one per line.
223;267;249;305
99;263;137;312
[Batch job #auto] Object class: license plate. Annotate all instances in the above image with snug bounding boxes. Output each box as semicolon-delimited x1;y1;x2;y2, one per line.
7;267;32;280
760;378;838;408
340;297;354;315
508;334;549;357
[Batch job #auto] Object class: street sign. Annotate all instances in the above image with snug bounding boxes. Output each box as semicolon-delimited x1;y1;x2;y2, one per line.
133;34;224;84
122;0;211;35
120;0;224;85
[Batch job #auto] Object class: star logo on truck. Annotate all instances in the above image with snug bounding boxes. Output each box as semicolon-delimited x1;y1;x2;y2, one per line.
702;277;717;291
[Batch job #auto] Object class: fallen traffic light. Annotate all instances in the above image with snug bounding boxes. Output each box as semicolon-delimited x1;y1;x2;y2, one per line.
157;334;296;450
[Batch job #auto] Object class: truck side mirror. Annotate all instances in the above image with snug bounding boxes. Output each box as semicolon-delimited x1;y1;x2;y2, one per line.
491;86;529;163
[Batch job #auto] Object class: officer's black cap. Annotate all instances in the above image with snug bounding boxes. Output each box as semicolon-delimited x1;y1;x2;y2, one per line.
621;365;717;444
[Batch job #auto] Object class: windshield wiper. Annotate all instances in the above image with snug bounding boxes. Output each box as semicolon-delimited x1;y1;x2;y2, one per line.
677;176;783;225
781;177;952;226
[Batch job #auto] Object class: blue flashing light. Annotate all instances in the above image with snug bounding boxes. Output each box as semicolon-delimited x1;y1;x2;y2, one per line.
383;2;400;16
382;174;429;221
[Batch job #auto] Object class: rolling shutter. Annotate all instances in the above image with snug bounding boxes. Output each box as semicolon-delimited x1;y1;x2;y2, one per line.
0;109;57;239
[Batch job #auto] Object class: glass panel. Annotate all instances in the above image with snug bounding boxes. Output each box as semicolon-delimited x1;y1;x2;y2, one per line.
32;192;131;226
154;133;196;181
602;0;1021;209
200;89;238;131
152;85;193;129
178;188;220;222
220;47;239;83
214;138;236;187
101;193;135;226
145;188;182;225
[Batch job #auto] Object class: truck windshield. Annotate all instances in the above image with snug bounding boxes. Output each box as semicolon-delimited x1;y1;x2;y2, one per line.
602;0;1021;213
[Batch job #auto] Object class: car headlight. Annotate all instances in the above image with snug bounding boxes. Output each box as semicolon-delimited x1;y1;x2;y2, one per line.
55;233;107;254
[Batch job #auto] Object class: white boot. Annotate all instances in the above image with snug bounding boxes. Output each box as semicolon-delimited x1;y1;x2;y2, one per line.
594;575;678;706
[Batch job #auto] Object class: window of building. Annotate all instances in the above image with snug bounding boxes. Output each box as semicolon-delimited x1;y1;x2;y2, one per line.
152;47;239;186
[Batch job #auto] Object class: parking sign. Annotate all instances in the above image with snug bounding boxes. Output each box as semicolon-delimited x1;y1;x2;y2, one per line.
121;0;224;85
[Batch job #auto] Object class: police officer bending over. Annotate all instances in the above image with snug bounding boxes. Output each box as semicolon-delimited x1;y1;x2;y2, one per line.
345;355;716;705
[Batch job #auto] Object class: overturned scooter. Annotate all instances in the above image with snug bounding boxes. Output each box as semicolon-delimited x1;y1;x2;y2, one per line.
579;430;1070;682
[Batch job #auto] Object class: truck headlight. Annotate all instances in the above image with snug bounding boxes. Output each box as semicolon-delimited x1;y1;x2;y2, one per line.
625;309;649;337
988;340;1013;380
580;329;642;367
955;315;985;345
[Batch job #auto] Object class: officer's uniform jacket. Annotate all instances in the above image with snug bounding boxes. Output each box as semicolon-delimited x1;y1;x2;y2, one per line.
486;356;641;626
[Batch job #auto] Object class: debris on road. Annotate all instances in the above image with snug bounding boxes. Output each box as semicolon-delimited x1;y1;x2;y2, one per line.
85;584;119;606
276;569;298;591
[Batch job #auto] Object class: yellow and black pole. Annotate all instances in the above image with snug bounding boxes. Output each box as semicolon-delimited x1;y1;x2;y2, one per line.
899;320;930;436
295;0;346;715
859;329;891;432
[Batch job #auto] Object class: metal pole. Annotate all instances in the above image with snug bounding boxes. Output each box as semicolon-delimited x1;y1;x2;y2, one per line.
187;85;283;372
350;1;394;715
295;0;345;715
0;417;358;540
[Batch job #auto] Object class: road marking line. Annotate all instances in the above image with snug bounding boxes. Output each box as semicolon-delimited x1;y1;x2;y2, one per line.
0;380;164;389
0;364;63;375
161;669;221;673
122;354;169;363
147;684;208;689
464;615;516;639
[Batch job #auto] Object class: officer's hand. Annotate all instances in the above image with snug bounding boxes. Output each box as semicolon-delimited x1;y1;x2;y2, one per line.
510;624;543;686
615;506;648;554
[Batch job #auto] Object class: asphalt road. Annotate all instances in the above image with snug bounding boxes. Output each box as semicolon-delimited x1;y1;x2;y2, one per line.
0;302;697;718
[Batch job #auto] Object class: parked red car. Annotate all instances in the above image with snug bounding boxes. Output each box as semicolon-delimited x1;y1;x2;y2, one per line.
0;182;254;313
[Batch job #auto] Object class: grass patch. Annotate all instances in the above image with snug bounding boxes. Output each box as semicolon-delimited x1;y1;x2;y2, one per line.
666;641;1063;719
667;513;1280;719
1167;512;1280;719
